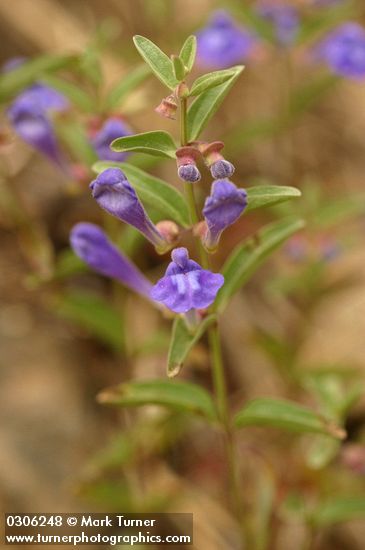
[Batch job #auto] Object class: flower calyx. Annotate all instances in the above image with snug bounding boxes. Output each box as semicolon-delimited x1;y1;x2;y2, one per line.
155;94;178;120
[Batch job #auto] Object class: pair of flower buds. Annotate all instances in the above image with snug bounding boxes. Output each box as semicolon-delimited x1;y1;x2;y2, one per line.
176;141;235;183
90;166;247;254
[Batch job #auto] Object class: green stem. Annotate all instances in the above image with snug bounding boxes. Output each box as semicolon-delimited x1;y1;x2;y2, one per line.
179;91;246;548
180;97;188;146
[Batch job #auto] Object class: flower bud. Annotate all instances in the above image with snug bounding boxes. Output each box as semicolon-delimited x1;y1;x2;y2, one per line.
210;159;235;179
199;141;235;179
155;94;178;120
178;165;201;183
176;146;202;183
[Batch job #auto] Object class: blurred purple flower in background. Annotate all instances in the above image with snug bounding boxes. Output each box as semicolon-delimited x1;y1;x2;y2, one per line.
256;2;299;46
196;10;256;69
4;58;69;166
90;168;168;250
151;248;224;313
202;179;247;252
315;22;365;79
70;223;152;297
7;93;66;167
90;117;132;162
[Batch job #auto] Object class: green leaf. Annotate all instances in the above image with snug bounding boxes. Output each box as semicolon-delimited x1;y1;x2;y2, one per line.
111;131;176;158
98;379;217;421
171;55;185;81
187;65;244;141
79;47;102;87
0;54;77;101
167;315;216;377
234;398;346;439
246;185;301;213
55;291;123;352
189;68;239;97
301;370;364;420
312;194;365;229
105;65;150;110
41;75;95;112
92;161;190;227
306;436;340;470
133;35;178;89
179;35;197;73
57;120;98;166
215;218;305;312
313;497;365;527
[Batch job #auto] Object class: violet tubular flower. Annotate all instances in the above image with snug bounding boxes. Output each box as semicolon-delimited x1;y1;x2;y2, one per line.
196;10;255;69
202;179;247;252
151;248;224;314
7;94;65;167
256;3;299;46
91;117;132;162
314;23;365;79
70;223;152;298
90;168;170;253
5;62;68;167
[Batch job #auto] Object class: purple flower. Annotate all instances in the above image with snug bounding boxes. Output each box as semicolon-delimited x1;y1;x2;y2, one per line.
151;248;224;313
22;83;69;112
178;165;201;183
196;10;256;69
315;23;365;79
90;168;168;252
5;57;69;167
70;222;152;297
202;179;247;251
2;57;27;72
7;94;65;166
210;159;235;179
257;3;299;46
91;118;132;162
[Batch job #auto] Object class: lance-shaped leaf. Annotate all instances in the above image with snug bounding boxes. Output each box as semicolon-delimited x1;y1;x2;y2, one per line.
179;35;197;73
234;398;346;439
133;35;178;89
245;185;301;213
312;497;365;526
93;161;189;227
189;68;240;97
55;291;124;353
171;55;185;81
187;65;244;141
0;54;77;101
58;120;98;166
167;315;216;378
105;65;151;110
215;218;305;311
98;379;217;421
111;131;176;159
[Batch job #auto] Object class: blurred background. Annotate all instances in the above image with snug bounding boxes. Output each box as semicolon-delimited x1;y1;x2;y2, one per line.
1;1;365;548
